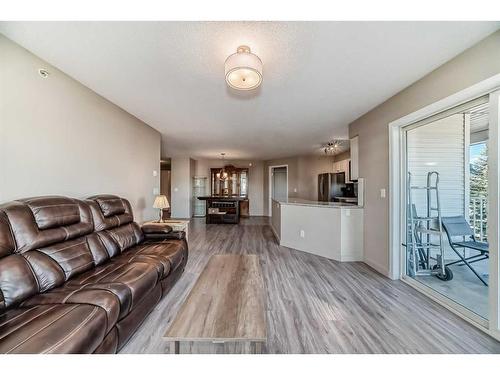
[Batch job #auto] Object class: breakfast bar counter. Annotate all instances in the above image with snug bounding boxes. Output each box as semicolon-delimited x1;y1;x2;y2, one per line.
275;198;363;209
271;198;364;262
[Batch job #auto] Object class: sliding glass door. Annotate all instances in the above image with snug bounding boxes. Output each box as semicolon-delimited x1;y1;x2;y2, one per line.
399;93;498;328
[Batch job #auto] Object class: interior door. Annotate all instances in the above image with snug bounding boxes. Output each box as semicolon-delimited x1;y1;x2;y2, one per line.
272;167;287;201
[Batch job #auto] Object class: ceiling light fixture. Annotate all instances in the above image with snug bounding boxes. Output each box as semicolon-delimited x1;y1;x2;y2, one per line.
216;153;229;181
324;140;347;155
225;45;263;90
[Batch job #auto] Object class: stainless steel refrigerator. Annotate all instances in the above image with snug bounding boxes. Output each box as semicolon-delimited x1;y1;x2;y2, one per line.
318;173;345;202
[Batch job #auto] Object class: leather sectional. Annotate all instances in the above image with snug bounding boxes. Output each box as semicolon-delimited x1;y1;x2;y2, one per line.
0;195;188;353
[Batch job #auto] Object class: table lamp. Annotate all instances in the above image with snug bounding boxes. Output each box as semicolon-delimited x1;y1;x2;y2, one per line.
153;195;170;223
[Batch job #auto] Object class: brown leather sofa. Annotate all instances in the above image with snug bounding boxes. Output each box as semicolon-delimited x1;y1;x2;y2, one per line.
0;195;188;353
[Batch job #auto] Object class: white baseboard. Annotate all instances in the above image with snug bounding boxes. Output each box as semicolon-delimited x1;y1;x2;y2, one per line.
363;258;391;278
341;252;364;262
270;225;280;242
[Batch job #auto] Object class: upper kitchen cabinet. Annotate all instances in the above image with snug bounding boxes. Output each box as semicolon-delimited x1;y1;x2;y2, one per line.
350;136;359;181
333;158;350;182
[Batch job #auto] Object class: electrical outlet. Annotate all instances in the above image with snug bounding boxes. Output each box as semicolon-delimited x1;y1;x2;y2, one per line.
300;230;305;238
294;188;297;193
380;188;386;198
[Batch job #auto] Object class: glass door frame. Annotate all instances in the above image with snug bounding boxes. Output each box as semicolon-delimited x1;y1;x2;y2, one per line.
388;74;500;339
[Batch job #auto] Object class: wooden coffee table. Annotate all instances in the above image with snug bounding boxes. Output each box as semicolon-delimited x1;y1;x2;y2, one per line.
164;254;266;354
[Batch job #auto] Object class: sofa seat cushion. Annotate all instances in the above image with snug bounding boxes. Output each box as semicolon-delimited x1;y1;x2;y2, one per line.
146;240;187;272
112;250;170;280
21;286;120;333
64;261;158;318
0;304;107;353
114;240;187;279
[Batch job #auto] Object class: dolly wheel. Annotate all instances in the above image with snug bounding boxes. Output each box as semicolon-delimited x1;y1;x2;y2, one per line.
433;265;454;281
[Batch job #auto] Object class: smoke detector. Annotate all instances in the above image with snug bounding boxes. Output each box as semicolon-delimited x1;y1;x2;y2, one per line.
38;68;50;78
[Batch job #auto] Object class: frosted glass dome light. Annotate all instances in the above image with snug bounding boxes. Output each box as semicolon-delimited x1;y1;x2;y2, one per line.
225;46;263;90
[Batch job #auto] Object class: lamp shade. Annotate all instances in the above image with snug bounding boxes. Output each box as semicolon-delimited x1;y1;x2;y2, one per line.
153;195;170;209
225;45;263;90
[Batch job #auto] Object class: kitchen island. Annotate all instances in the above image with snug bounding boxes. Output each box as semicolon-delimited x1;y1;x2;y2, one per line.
271;198;363;262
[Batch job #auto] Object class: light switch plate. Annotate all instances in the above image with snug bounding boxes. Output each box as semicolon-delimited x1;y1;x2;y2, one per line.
152;170;158;177
300;230;305;238
380;188;386;198
153;187;159;195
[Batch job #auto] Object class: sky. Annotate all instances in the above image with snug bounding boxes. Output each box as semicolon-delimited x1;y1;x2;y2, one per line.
470;142;487;164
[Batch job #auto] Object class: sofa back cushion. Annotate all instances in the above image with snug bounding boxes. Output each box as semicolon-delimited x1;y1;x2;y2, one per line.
4;197;94;253
94;196;126;217
0;254;39;310
0;209;39;311
86;195;143;258
87;195;133;231
29;196;81;230
0;211;14;257
0;196;105;310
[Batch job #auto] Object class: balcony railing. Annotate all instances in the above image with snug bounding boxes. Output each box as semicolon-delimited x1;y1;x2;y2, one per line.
470;196;488;242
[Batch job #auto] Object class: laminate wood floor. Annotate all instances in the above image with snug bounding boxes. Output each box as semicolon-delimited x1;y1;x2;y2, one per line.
120;217;500;354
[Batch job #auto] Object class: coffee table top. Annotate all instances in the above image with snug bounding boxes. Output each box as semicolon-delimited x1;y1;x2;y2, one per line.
164;254;266;342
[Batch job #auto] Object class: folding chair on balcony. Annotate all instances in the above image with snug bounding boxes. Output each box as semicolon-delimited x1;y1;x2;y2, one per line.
441;216;489;286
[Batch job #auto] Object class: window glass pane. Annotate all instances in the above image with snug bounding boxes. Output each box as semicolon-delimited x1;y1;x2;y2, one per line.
240;171;248;196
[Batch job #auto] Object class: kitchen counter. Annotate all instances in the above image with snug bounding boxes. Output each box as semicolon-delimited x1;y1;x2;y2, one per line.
271;198;363;262
277;198;361;208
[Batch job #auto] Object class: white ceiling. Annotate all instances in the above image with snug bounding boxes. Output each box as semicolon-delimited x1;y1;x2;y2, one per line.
1;21;498;160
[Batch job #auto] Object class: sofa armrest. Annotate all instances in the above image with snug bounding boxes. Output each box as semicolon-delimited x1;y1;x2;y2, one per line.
141;223;186;241
144;231;186;241
142;222;173;234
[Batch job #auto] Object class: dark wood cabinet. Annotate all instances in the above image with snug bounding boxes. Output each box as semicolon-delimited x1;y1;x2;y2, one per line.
210;165;249;197
196;165;250;224
198;197;247;224
239;200;249;217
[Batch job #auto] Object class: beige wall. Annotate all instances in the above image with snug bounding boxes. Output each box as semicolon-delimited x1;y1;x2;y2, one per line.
0;35;161;223
170;157;192;219
297;155;337;201
264;155;336;214
194;158;264;216
349;30;500;276
334;151;350;162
